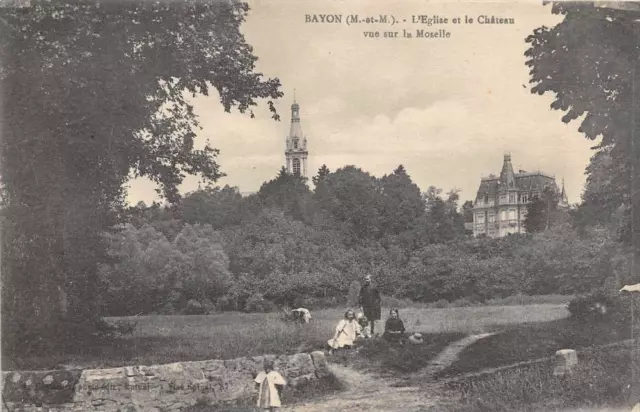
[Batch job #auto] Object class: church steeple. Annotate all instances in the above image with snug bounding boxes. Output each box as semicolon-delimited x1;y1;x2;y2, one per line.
285;91;308;178
289;96;303;143
559;178;569;208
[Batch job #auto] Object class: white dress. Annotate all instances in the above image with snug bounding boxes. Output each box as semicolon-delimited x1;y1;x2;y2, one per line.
327;319;361;349
255;370;286;408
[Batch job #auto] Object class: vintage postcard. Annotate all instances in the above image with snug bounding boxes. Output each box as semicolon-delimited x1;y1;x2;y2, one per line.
1;0;639;411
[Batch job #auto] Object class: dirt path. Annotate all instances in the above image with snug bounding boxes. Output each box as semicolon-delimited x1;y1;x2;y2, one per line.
282;333;495;412
411;333;495;380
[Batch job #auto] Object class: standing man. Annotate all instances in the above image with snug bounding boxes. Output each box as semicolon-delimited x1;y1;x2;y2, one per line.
359;275;381;335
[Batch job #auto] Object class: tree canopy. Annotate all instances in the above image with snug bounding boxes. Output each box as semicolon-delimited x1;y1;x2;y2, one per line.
525;1;639;251
0;0;282;354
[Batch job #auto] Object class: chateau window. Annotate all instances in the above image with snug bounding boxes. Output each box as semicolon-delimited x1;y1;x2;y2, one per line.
500;210;507;221
488;212;495;223
476;212;485;224
292;158;301;176
509;193;516;203
521;194;529;203
509;209;516;220
499;195;507;204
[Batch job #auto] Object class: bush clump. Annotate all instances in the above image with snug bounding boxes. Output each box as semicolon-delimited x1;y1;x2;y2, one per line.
568;289;640;334
183;299;207;315
244;293;277;313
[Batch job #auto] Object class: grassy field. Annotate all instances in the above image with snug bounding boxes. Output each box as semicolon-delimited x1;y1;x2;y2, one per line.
438;317;634;378
4;302;569;370
442;345;640;412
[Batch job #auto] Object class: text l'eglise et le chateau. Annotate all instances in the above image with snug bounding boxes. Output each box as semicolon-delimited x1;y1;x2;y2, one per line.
304;14;515;25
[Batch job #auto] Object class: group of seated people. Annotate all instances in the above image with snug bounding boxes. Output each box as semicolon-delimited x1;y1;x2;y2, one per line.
327;307;423;352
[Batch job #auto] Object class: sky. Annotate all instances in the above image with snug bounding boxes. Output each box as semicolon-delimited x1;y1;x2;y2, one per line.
126;0;597;206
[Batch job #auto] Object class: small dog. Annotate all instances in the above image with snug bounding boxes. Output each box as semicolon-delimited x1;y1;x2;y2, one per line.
282;307;311;324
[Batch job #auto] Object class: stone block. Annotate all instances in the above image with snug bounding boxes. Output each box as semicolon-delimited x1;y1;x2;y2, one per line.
275;353;315;387
3;369;81;405
310;351;330;378
553;349;578;377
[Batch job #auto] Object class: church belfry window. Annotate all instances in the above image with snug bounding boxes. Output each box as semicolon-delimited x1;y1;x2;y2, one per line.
292;158;301;176
293;138;298;149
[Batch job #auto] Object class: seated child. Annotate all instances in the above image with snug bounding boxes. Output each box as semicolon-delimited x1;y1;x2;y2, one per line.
254;358;287;411
327;309;362;353
383;308;406;344
356;312;372;338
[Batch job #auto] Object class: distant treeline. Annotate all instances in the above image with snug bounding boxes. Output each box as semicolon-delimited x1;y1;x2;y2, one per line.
98;165;634;315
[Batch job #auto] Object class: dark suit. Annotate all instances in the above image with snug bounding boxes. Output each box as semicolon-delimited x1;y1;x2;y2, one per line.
359;283;381;333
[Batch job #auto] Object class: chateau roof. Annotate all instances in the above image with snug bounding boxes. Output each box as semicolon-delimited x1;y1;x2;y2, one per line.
475;155;558;200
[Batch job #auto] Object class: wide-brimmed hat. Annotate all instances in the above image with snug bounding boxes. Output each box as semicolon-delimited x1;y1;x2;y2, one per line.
408;333;424;344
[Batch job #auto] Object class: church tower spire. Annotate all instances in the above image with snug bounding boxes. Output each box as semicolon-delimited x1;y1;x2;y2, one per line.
285;91;308;178
559;178;569;208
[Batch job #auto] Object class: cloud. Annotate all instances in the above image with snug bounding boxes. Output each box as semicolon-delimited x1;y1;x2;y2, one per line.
126;0;593;205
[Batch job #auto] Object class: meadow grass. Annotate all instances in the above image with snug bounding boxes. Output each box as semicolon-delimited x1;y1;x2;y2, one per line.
3;303;569;370
329;331;466;377
441;346;640;412
438;317;633;378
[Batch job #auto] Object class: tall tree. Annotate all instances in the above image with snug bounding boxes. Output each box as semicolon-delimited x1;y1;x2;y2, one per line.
524;196;547;234
258;167;311;222
416;187;464;245
320;166;384;243
180;185;245;229
524;186;561;233
0;0;282;354
462;200;474;223
379;165;425;237
525;2;638;260
312;164;331;186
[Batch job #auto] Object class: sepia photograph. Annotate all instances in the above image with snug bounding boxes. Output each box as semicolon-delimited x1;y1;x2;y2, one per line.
1;0;639;411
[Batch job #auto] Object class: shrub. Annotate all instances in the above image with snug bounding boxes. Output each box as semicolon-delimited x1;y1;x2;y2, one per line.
158;302;176;315
183;299;207;315
432;299;450;308
567;290;615;322
216;295;240;312
244;293;277;313
568;289;640;334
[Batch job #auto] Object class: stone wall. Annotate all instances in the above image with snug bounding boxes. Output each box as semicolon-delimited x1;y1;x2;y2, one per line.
2;351;330;411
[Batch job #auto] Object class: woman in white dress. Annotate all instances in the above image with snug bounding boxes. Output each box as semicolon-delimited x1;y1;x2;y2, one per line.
327;309;362;353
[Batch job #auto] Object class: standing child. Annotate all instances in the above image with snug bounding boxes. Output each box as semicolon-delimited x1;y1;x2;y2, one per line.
254;358;287;411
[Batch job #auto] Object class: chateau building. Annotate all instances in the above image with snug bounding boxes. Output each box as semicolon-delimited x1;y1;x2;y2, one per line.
472;154;569;238
284;97;309;178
